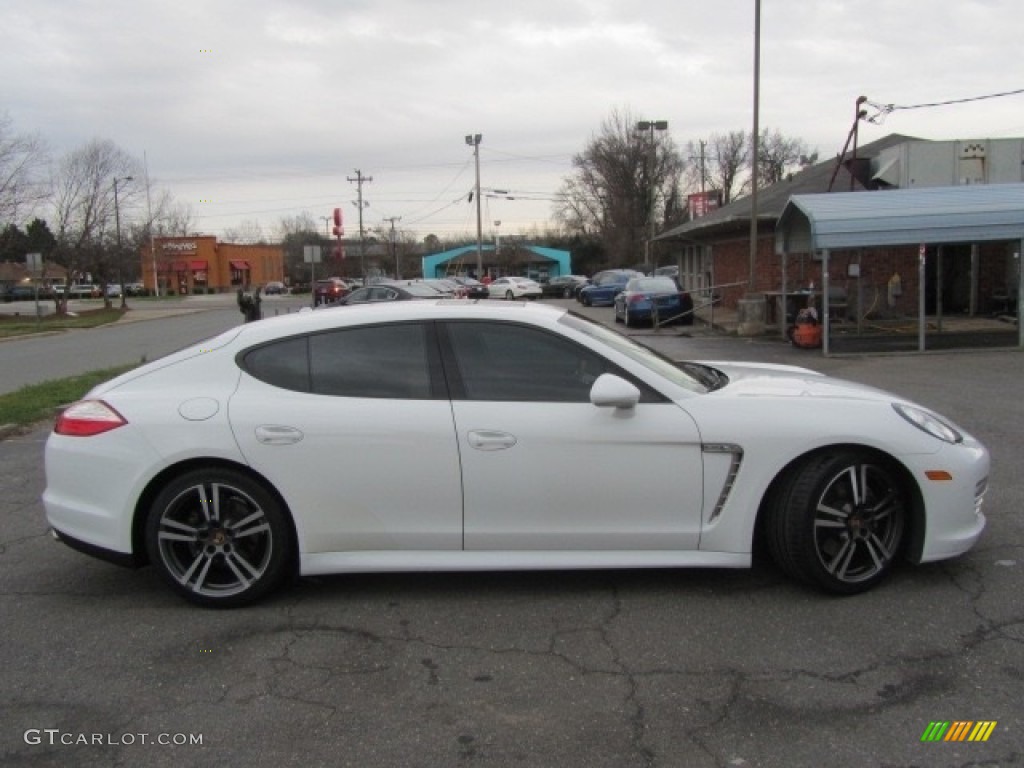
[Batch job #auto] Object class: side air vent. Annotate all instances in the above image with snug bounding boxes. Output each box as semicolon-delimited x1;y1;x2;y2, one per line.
702;443;744;523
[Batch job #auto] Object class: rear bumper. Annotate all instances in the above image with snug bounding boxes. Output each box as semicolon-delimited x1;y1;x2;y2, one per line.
50;527;143;568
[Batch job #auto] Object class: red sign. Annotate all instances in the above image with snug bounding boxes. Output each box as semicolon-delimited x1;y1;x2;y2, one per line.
688;191;722;219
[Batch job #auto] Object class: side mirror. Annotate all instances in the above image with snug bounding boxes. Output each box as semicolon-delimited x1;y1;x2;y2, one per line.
590;374;640;409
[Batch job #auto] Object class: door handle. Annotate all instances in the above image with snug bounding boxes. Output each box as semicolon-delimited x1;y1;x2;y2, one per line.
467;430;517;451
255;425;304;445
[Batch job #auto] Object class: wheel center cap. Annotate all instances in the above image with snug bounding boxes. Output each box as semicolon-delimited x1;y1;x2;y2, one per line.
210;529;227;546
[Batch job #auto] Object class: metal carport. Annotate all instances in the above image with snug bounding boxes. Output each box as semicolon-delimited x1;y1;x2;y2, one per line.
776;183;1024;354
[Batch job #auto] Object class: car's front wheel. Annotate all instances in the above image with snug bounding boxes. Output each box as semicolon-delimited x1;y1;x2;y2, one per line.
766;451;907;594
505;290;515;300
145;468;294;607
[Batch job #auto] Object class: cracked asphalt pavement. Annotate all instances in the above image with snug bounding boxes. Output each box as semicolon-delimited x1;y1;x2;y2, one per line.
1;304;1022;767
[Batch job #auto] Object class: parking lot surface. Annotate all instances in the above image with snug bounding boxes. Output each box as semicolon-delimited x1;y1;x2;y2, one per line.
1;298;1022;767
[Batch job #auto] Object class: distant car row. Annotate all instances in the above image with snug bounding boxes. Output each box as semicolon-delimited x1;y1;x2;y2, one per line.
308;272;694;326
314;276;547;307
2;282;147;301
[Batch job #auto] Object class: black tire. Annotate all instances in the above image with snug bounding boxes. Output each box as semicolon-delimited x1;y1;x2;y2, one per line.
766;451;906;594
505;290;515;301
563;287;573;298
624;307;635;328
145;468;294;607
614;305;623;323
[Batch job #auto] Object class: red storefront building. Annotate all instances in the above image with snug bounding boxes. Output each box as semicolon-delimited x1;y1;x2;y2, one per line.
141;236;284;295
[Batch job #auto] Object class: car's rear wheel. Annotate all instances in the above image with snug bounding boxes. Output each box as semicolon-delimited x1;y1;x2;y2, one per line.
145;468;293;607
505;290;515;300
563;286;573;298
767;451;906;594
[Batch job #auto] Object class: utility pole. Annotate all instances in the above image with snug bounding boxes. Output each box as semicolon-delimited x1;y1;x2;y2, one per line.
383;216;402;279
749;0;761;292
347;170;372;280
637;120;668;271
465;134;483;278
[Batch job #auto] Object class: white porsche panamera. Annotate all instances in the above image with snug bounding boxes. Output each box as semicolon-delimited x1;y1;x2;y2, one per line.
43;301;989;607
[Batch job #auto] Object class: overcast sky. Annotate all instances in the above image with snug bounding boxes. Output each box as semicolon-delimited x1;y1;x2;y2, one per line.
3;0;1023;242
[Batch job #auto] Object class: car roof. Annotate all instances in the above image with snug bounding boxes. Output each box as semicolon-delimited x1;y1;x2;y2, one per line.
233;299;569;346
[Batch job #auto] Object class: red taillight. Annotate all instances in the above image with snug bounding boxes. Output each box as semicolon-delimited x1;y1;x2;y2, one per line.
55;400;128;437
629;294;645;304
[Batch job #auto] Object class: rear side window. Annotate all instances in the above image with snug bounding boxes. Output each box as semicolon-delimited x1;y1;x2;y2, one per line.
310;323;432;399
241;323;434;399
243;336;310;392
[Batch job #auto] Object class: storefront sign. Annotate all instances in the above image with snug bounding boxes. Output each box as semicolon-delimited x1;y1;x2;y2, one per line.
162;242;198;253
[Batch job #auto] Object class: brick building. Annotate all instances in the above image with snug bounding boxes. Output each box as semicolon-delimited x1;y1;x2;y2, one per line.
140;236;284;295
657;134;1021;321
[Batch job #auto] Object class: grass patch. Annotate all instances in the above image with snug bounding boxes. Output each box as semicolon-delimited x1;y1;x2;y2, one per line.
0;364;138;431
0;307;126;339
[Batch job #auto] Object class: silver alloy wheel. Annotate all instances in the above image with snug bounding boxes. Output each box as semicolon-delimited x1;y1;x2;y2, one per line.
155;481;273;599
811;461;904;584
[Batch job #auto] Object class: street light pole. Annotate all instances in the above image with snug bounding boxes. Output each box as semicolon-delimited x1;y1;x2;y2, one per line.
736;0;767;337
636;120;668;271
466;134;483;278
113;175;133;309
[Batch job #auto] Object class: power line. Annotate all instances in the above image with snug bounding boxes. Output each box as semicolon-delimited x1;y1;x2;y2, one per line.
865;87;1024;124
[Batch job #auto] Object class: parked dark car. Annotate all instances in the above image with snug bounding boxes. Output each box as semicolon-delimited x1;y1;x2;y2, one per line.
322;282;443;306
313;278;351;306
540;275;588;299
449;276;489;299
3;283;38;302
578;269;643;307
613;276;694;327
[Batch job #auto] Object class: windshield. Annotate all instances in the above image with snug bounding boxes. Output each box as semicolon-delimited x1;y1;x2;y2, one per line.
559;312;708;394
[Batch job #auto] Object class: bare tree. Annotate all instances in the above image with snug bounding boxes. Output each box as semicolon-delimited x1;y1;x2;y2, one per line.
222;219;266;244
554;107;685;267
708;131;749;205
0;114;50;226
51;139;141;312
149;189;196;237
276;212;327;285
757;129;811;187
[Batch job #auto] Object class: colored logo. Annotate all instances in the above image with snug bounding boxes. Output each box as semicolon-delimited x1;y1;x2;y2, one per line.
921;721;997;742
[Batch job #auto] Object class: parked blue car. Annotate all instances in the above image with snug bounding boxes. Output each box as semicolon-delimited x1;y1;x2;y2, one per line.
578;269;643;306
613;276;694;326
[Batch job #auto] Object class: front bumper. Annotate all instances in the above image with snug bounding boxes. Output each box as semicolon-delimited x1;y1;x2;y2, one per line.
907;439;989;562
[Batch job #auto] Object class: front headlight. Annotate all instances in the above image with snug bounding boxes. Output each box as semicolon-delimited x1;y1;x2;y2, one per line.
892;403;963;444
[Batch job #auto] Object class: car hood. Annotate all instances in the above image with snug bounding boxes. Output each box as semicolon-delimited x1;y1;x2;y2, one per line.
699;361;896;403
